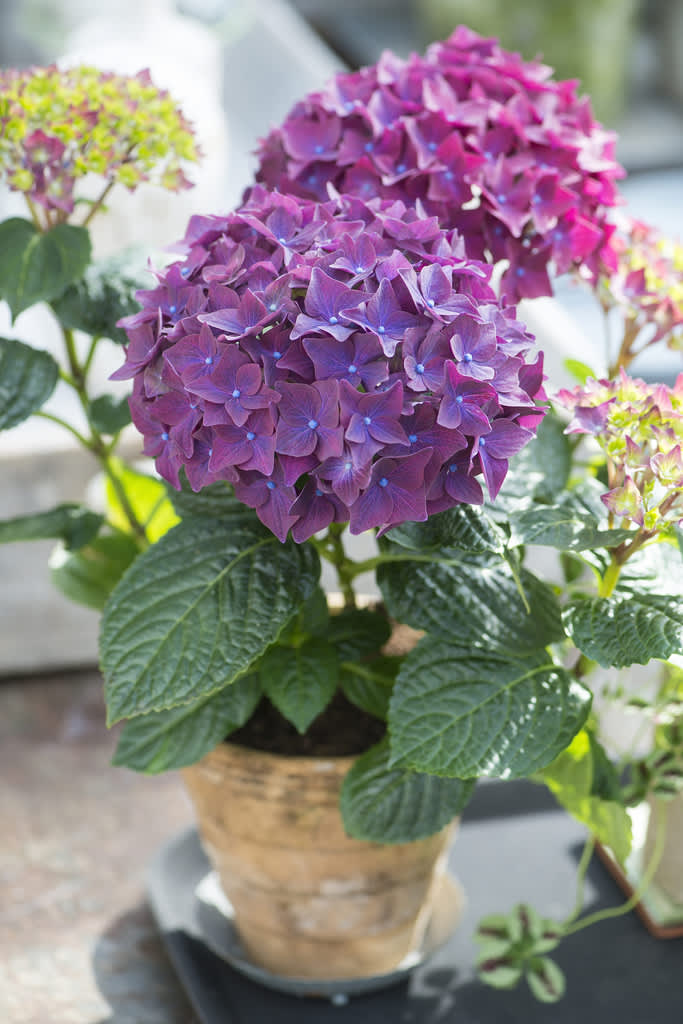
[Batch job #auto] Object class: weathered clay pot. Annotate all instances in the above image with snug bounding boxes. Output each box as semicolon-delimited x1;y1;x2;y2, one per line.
182;742;457;979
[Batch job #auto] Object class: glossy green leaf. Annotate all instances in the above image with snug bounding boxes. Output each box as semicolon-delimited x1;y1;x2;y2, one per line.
510;498;632;551
89;393;132;435
388;640;591;778
493;411;572;511
0;337;59;429
260;638;338;734
100;517;320;723
340;737;474;843
50;530;140;610
0;218;91;320
387;504;505;556
563;593;683;668
378;553;565;654
340;654;400;720
112;671;262;773
169;473;253;520
0;503;102;549
51;246;148;344
327;606;391;660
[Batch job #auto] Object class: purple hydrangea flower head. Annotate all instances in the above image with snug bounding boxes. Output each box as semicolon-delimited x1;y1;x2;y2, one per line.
253;26;623;301
119;187;545;540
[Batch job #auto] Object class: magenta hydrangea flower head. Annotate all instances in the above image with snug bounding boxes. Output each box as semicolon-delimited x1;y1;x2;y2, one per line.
254;26;623;302
117;187;545;541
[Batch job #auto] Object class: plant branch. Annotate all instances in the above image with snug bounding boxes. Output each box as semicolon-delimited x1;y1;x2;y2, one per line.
34;410;93;449
80;178;117;228
563;801;668;937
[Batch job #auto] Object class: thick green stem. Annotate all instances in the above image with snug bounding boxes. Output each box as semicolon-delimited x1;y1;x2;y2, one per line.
57;324;148;544
81;178;116;228
317;524;357;607
599;557;622;598
34;410;93;449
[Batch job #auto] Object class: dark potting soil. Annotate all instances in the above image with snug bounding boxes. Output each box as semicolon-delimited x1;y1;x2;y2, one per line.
227;692;385;757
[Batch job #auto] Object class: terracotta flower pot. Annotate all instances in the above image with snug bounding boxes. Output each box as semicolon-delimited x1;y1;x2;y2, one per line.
182;741;458;979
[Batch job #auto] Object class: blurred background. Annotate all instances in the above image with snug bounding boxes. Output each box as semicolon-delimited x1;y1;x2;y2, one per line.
1;0;682;674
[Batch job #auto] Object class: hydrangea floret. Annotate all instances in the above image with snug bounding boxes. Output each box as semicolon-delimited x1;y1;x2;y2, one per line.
115;186;545;541
254;25;623;301
557;371;683;534
595;215;683;373
0;64;198;228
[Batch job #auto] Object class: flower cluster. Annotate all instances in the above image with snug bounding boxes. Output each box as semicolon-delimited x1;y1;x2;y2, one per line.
115;187;544;542
597;216;683;359
0;65;198;218
557;371;683;530
254;25;623;302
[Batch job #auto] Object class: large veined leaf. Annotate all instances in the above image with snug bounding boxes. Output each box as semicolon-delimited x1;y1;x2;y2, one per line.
510;499;632;551
386;504;506;556
378;553;565;654
388;639;591;779
503;411;572;505
112;671;263;773
563;593;683;668
0;503;102;549
260;638;338;734
0;337;59;430
169;474;254;520
340;655;399;720
326;606;391;660
0;218;91;320
100;517;320;723
340;737;474;843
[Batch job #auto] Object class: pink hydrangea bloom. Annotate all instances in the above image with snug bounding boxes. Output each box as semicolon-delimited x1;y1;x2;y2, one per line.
118;188;545;541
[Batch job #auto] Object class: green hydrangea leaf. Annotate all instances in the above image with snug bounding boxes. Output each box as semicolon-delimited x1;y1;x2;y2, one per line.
89;393;132;435
510;497;632;551
388;640;591;778
112;671;262;773
0;503;102;549
340;737;474;843
100;517;320;723
340;654;400;720
386;503;506;555
563;593;683;668
378;553;565;654
540;730;632;862
51;247;149;344
260;638;338;734
326;606;391;660
0;336;59;429
169;473;254;520
50;530;140;610
0;218;91;320
493;411;572;510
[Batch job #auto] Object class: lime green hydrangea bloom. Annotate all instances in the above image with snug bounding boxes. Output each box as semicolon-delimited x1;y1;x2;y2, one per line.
0;64;199;221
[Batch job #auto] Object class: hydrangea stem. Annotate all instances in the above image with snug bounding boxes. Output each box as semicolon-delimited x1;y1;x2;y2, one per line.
318;524;357;608
562;801;668;937
58;324;148;545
